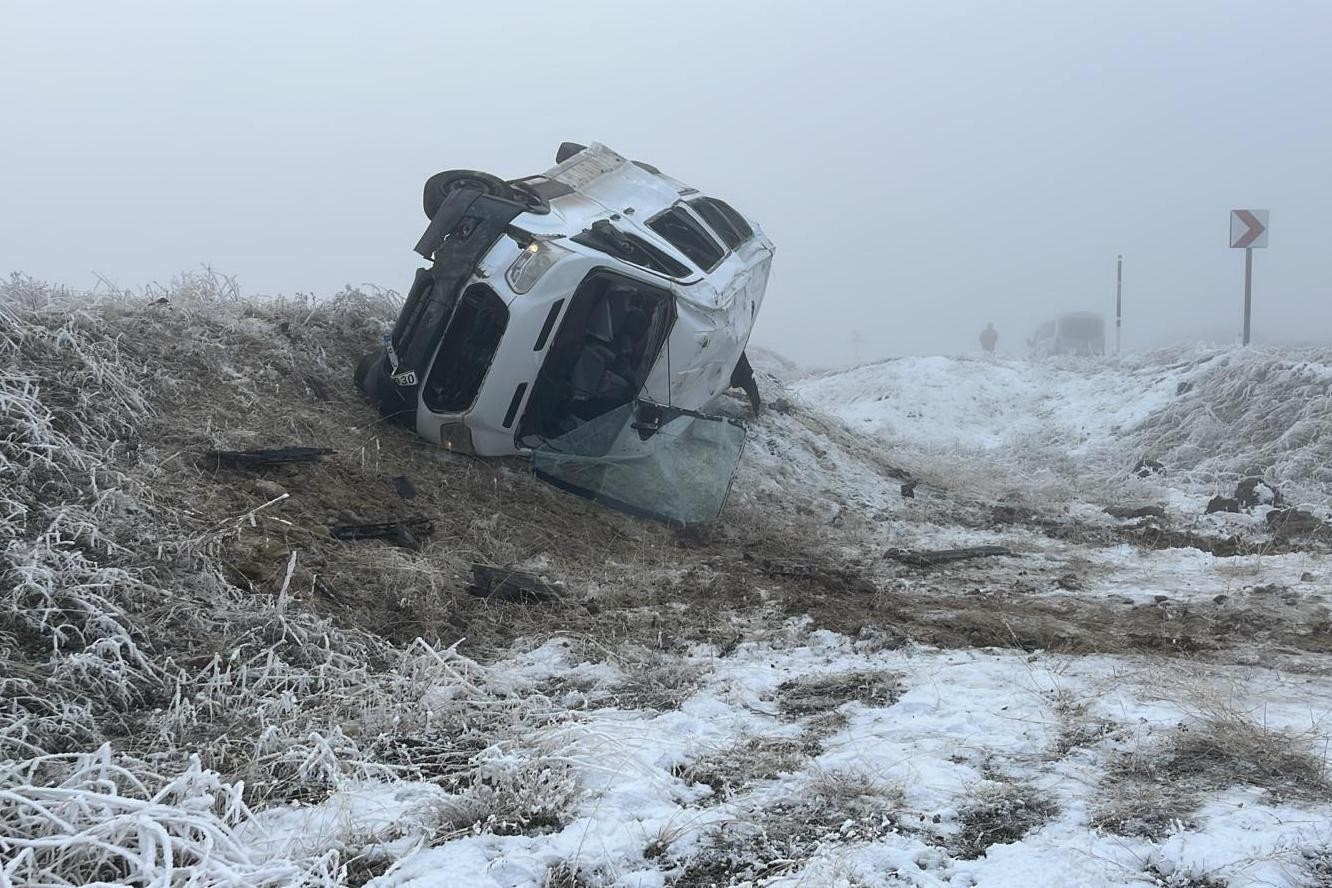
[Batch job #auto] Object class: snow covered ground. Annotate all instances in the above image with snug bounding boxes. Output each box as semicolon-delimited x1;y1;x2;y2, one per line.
795;349;1332;506
4;281;1330;888
242;631;1332;888
795;355;1180;453
234;352;1332;888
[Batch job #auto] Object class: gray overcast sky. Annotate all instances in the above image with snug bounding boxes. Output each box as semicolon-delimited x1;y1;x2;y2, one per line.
2;0;1329;366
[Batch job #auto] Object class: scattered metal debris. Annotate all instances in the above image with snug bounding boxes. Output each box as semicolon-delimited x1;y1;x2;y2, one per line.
331;518;434;548
467;564;562;603
205;447;333;469
885;546;1013;567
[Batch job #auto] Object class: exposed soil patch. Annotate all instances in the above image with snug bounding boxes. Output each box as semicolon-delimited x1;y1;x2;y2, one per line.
986;501;1329;558
741;543;1332;659
84;287;1324;679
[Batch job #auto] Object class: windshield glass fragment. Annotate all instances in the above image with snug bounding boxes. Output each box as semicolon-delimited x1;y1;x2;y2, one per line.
532;402;747;525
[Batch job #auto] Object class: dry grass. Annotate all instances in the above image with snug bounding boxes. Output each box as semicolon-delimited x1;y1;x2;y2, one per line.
1165;715;1329;798
542;861;595;888
607;646;706;711
1302;848;1332;887
6;271;1331;884
1049;687;1120;755
0;745;341;885
1142;862;1229;887
0;272;611;883
947;779;1058;860
673;768;904;886
673;735;815;802
776;669;904;717
1095;707;1330;838
1124;346;1332;503
424;755;583;838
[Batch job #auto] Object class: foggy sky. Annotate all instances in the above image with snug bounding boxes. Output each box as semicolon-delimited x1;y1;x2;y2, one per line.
3;0;1330;367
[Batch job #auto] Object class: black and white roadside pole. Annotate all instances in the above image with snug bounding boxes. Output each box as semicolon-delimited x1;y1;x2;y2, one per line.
1229;209;1269;346
1115;254;1123;354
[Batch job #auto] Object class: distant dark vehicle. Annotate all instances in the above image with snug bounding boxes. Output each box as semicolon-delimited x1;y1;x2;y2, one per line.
1029;312;1105;357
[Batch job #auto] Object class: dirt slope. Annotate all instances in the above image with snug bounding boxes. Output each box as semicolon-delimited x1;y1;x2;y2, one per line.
3;273;1331;887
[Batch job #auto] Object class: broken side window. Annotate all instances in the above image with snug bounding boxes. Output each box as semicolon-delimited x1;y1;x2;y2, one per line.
688;197;753;249
516;271;674;447
532;401;747;525
647;206;725;272
571;221;690;278
422;283;508;412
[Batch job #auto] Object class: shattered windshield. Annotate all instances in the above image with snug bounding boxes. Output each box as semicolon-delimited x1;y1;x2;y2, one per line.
531;401;747;524
571;221;690;278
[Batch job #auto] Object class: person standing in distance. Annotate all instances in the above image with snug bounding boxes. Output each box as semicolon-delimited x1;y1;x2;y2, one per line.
979;322;998;354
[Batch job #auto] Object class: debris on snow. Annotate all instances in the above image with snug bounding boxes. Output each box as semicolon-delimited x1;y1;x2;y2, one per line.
885;545;1014;567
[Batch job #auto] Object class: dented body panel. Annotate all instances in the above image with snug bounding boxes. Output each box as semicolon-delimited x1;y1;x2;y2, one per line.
357;143;774;461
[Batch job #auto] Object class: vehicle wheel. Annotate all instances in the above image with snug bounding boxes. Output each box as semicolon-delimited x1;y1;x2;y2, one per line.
422;170;512;219
556;142;587;163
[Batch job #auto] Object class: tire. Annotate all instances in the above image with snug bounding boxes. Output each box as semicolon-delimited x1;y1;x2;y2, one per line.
422;170;512;219
556;142;587;163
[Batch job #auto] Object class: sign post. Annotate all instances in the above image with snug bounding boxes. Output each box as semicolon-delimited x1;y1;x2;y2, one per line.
1115;254;1123;354
1229;209;1269;346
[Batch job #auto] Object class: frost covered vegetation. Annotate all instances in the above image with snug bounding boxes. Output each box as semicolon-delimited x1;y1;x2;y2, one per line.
3;273;1332;887
0;273;468;883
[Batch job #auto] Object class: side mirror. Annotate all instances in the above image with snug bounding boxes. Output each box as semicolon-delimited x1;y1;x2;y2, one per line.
631;402;664;440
